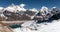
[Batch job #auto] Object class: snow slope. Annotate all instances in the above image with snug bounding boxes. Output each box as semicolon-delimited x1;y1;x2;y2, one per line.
13;19;60;32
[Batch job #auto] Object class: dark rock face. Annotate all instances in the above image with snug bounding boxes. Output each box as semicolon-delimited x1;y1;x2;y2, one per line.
37;13;60;23
50;13;60;20
25;10;36;16
3;10;12;17
37;20;52;23
3;10;31;20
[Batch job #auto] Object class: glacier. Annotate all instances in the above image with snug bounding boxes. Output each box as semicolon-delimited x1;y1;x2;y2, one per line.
7;7;60;32
12;19;60;32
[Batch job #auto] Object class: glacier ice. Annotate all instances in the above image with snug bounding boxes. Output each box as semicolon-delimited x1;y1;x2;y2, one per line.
13;19;60;32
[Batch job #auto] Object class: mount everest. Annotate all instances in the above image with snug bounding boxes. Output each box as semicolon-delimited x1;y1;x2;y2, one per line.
0;3;60;21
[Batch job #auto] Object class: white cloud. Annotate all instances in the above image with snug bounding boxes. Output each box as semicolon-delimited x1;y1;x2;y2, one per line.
20;4;26;8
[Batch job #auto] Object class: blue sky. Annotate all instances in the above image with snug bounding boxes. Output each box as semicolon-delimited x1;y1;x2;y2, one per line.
0;0;60;9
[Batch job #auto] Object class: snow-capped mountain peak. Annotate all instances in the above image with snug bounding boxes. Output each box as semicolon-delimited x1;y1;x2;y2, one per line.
40;6;49;15
52;7;57;9
29;8;38;12
16;5;26;12
4;3;16;12
4;4;26;12
0;7;4;10
0;7;4;12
